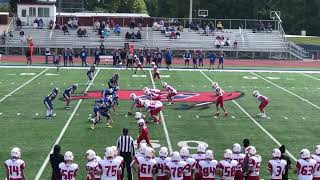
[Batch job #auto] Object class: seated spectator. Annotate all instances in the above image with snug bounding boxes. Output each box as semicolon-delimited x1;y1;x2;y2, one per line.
33;18;39;28
19;30;25;44
259;22;265;32
100;21;106;30
77;27;87;37
54;23;61;30
215;39;221;49
266;22;272;33
100;43;106;55
224;38;230;46
130;31;135;39
233;40;238;49
94;20;100;31
114;24;121;34
205;24;210;35
217;21;223;32
38;19;44;29
177;25;184;32
67;18;72;28
125;32;131;39
62;24;69;35
72;18;78;29
130;18;135;29
48;20;54;29
152;21;160;31
16;18;22;30
209;21;215;32
8;31;13;40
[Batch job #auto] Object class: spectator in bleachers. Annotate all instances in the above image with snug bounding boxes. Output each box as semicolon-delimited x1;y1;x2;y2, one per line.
54;23;61;30
77;27;87;37
67;18;72;28
16;18;22;30
266;22;272;33
8;31;13;40
125;32;131;40
209;21;215;32
62;24;69;35
224;38;231;46
215;38;221;49
136;31;142;39
80;46;87;67
205;24;210;36
138;16;143;30
100;21;106;30
72;18;78;29
94;20;100;31
48;20;54;29
68;48;74;66
94;47;101;66
233;40;238;49
114;24;121;35
217;21;223;32
38;19;44;29
130;18;135;29
19;30;25;44
33;18;39;28
63;48;68;66
100;43;106;55
130;31;135;39
110;19;115;29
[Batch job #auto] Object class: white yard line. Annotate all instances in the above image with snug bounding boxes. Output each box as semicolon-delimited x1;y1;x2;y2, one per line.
148;70;173;153
34;69;100;180
300;73;320;81
0;68;49;103
200;71;297;161
252;72;320;110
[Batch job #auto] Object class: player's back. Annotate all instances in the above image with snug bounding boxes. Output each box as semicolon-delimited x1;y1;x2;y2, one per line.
86;159;100;180
98;158;121;180
311;154;320;178
136;156;157;178
296;158;317;180
218;159;238;180
59;162;79;180
248;155;262;177
231;153;245;172
165;85;176;93
181;157;195;178
154;157;171;177
198;159;218;179
5;159;25;180
268;159;287;180
165;161;187;180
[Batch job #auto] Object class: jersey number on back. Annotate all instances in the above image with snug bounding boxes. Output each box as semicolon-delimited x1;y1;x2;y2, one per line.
61;170;75;180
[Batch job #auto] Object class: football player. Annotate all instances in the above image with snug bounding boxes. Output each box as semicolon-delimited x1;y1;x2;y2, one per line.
253;91;269;118
59;151;79;180
154;147;171;180
108;73;120;89
97;147;122;180
144;100;163;124
244;146;261;180
44;87;59;118
268;149;287;180
128;93;144;115
180;147;195;180
216;149;238;180
134;54;146;74
231;143;245;180
137;118;152;147
90;102;113;129
5;147;25;180
144;87;162;101
131;147;157;180
212;82;228;117
197;150;218;180
192;144;207;180
85;149;101;180
111;146;124;180
162;82;177;105
63;84;78;109
312;145;320;180
151;62;161;80
295;149;317;180
135;143;147;159
102;87;118;99
165;151;187;180
54;54;62;72
87;64;96;86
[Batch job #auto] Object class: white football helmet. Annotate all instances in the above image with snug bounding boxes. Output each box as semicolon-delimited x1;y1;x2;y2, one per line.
143;87;149;93
212;82;218;89
224;149;233;159
137;119;145;127
151;62;155;65
161;82;167;88
159;147;168;157
135;112;142;119
197;144;206;153
145;147;153;158
134;55;138;58
139;143;147;155
64;151;74;161
143;100;150;107
10;147;21;158
315;145;320;155
130;93;136;100
246;146;256;156
272;148;281;158
105;147;114;158
253;91;259;97
86;149;96;160
180;147;189;157
232;143;241;153
205;150;214;159
171;151;180;161
300;149;311;159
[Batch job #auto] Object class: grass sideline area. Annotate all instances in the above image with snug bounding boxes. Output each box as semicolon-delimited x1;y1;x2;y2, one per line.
288;36;320;45
0;67;320;179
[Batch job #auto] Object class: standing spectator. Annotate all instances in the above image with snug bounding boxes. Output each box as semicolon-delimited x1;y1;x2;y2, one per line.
138;16;143;30
117;128;135;180
80;46;87;67
217;21;223;32
114;49;120;66
157;50;163;68
67;18;72;27
199;50;205;67
279;145;292;180
50;144;64;180
266;22;272;33
120;48;127;68
19;30;25;44
63;48;68;66
183;49;191;68
233;40;238;49
26;47;31;66
62;24;69;35
33;18;39;28
208;51;216;70
94;47;100;66
192;50;198;69
152;49;158;65
68;48;74;66
139;48;144;65
126;52;133;70
100;43;105;55
165;48;173;70
146;47;152;66
16;18;22;30
217;50;225;69
130;18;135;29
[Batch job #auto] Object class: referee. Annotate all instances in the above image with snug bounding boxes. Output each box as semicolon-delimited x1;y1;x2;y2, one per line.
117;128;135;180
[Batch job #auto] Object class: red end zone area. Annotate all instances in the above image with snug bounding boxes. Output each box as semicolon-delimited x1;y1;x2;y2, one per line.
71;90;244;102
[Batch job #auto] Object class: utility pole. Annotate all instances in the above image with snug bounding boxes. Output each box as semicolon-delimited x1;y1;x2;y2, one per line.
189;0;192;30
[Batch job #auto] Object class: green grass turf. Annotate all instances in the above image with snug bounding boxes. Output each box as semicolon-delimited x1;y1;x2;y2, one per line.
0;68;320;179
288;36;320;45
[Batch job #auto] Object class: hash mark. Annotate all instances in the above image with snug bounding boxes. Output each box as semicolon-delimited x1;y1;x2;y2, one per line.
302;117;306;120
178;115;181;118
17;113;21;116
35;113;39;116
231;116;235;119
284;117;288;119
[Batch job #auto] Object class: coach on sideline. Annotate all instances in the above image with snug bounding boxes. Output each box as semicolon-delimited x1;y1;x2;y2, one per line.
117;128;135;180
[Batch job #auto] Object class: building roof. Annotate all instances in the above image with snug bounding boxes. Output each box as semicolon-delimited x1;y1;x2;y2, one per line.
17;0;56;5
58;12;150;18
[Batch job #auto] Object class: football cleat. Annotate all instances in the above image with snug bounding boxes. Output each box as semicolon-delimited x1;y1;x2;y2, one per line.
214;112;220;116
106;124;112;128
260;114;267;118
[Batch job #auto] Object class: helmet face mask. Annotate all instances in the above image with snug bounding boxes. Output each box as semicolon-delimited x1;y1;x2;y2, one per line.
171;151;180;162
205;150;214;160
232;143;241;153
197;144;206;153
64;151;74;162
159;147;168;157
180;147;189;157
300;149;311;159
11;147;21;159
272;149;281;158
105;147;114;158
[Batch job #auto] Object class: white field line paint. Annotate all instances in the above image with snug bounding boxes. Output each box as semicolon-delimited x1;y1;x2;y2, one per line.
178;115;181;118
20;73;36;76
1;65;320;74
231;116;235;119
35;69;100;180
214;115;218;119
267;117;271;119
284;117;288;120
132;74;147;78
35;113;39;116
302;117;306;120
195;115;199;118
301;73;320;81
200;71;297;161
195;102;212;107
252;72;320;111
0;68;49;103
0;112;2;115
16;113;21;116
148;70;173;154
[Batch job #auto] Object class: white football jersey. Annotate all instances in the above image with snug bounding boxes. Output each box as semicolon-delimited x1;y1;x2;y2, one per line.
97;158;122;180
59;162;79;180
136;157;157;177
218;159;238;180
268;159;287;180
311;154;320;177
248;155;262;177
198;159;218;179
231;153;245;172
296;158;317;180
181;157;196;177
165;161;187;180
192;153;206;170
154;157;171;177
5;159;25;179
86;158;100;180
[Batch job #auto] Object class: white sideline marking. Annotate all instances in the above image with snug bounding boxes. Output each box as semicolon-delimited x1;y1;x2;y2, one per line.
35;69;100;180
0;68;49;103
252;72;320;111
178;115;181;118
195;115;199;118
301;73;320;81
35;113;39;116
200;71;297;161
148;70;173;154
20;73;36;76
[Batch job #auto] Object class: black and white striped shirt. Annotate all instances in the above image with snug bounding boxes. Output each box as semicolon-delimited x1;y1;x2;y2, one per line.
117;135;135;155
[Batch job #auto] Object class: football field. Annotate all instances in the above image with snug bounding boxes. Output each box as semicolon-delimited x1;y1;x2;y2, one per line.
0;66;320;179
